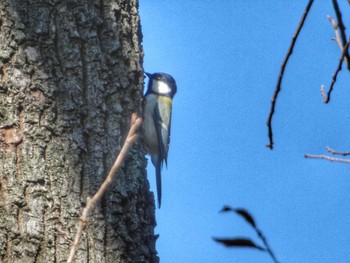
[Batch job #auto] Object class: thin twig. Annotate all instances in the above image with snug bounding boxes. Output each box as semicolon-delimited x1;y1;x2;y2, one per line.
326;146;350;156
304;154;350;164
332;0;350;69
266;0;314;149
321;39;350;103
327;15;344;52
255;227;279;263
66;113;142;263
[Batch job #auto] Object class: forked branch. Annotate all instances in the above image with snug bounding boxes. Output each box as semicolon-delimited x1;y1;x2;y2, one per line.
305;146;350;164
332;0;350;69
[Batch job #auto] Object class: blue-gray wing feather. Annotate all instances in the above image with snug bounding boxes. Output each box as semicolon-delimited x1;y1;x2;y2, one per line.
153;98;172;166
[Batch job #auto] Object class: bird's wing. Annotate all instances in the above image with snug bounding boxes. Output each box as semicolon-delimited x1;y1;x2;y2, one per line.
153;96;172;167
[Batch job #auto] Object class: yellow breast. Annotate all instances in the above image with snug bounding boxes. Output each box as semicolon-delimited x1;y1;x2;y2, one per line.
159;96;172;109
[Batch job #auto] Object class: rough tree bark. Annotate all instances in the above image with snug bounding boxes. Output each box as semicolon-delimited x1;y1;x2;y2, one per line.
0;0;157;262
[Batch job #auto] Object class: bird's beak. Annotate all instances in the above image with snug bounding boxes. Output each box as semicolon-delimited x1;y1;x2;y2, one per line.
145;72;152;78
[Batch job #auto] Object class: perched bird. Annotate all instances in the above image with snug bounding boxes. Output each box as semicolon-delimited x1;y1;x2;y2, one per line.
143;72;177;208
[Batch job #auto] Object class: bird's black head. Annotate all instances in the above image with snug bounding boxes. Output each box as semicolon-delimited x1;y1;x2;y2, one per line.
145;72;177;98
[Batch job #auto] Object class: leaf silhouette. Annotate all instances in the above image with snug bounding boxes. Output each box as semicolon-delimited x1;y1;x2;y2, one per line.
220;206;256;228
213;237;266;251
220;205;234;212
234;209;256;228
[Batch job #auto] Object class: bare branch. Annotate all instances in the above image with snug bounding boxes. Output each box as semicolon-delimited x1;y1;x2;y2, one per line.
321;39;350;103
266;0;314;149
304;154;350;164
326;146;350;156
66;113;142;263
332;0;350;69
327;15;344;52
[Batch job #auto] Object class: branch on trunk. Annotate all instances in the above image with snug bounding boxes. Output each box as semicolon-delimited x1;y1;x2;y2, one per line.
66;113;142;263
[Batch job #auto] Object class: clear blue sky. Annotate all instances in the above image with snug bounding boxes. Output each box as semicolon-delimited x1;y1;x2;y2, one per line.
140;1;350;263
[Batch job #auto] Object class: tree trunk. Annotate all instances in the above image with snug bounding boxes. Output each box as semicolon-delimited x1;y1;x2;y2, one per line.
0;1;157;262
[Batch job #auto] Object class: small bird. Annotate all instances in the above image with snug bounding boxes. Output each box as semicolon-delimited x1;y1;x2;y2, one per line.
143;72;177;208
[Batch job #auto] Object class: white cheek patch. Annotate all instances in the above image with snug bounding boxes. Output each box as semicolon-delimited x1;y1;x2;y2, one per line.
153;79;171;94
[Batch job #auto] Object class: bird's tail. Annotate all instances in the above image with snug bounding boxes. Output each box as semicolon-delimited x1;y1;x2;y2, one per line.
152;155;162;208
156;163;162;208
